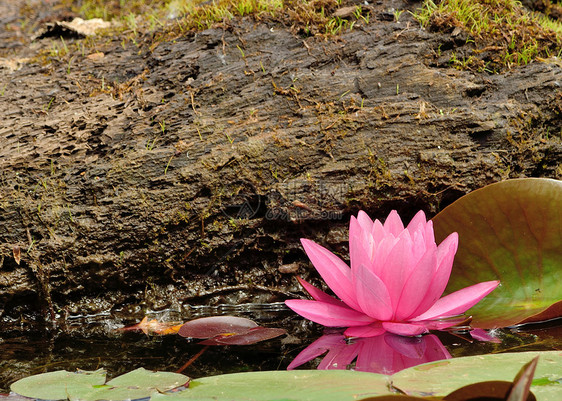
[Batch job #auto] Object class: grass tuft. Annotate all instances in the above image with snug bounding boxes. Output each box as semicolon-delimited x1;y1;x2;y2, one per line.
414;0;562;72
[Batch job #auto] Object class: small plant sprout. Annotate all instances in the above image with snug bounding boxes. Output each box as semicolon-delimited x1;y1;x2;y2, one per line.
325;16;352;35
164;154;174;175
393;9;405;22
146;138;157;150
66;57;74;74
61;36;69;52
353;6;364;22
44;97;55;111
225;132;234;144
125;12;138;35
236;44;245;59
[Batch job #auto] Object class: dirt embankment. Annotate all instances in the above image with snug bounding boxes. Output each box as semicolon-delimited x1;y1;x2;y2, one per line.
0;0;560;325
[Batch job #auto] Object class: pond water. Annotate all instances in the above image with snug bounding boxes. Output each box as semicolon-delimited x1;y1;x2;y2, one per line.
0;303;560;393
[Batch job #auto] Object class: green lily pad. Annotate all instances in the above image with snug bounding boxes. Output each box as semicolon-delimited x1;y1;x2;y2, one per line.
150;352;562;401
10;368;189;401
79;368;189;400
9;353;561;401
10;369;106;400
432;178;562;328
150;370;390;401
391;351;562;400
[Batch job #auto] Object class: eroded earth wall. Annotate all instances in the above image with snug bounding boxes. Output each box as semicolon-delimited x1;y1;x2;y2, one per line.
0;0;560;324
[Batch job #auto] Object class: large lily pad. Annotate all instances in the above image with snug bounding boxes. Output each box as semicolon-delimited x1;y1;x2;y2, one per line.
10;353;562;401
432;178;562;328
80;368;189;401
151;352;562;401
10;368;188;401
150;370;390;401
10;369;106;400
391;351;562;400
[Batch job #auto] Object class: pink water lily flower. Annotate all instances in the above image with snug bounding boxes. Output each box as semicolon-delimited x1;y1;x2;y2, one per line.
285;210;500;337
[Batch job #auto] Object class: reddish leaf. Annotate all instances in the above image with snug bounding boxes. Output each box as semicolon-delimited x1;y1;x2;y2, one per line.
0;394;33;401
507;356;539;401
178;316;258;339
443;381;514;400
178;316;286;345
200;327;287;345
433;178;562;328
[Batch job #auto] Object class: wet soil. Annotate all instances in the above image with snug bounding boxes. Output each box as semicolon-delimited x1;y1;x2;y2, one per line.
0;0;561;326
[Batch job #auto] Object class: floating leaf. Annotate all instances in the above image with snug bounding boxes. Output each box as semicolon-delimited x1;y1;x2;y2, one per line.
80;368;189;401
10;369;106;400
9;353;561;401
199;327;288;345
149;352;561;401
10;368;188;401
432;178;562;328
151;370;390;401
362;357;539;401
392;351;561;399
178;316;258;338
178;316;286;345
442;381;519;401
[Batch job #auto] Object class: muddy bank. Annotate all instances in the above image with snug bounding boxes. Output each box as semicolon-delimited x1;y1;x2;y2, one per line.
0;0;560;326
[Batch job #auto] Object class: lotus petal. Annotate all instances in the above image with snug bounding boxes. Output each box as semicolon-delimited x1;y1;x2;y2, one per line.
296;277;344;307
412;280;500;321
382;322;428;336
408;232;458;318
394;250;437;320
356;210;374;234
285;299;375;327
406;210;427;232
379;231;415;309
300;239;361;311
384;210;405;236
352;263;393;321
344;324;386;338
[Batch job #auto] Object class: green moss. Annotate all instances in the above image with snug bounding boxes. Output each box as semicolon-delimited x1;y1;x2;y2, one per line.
61;0;370;40
414;0;562;72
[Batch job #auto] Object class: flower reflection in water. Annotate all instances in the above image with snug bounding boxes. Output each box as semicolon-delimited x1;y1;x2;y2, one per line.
288;331;452;375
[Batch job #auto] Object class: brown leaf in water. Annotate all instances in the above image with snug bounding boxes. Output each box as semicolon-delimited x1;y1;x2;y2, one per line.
119;316;182;335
